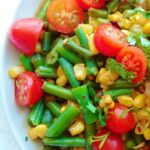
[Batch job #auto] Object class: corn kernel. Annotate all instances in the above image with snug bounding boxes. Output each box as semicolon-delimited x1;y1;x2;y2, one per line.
143;22;150;34
60;105;67;113
133;94;146;109
108;12;122;22
8;66;25;78
56;75;67;87
35;124;48;138
143;128;150;140
119;18;131;29
89;17;99;28
68;119;85;136
135;122;143;135
117;95;133;107
57;65;65;76
78;24;94;35
28;128;38;140
136;110;149;121
74;63;86;81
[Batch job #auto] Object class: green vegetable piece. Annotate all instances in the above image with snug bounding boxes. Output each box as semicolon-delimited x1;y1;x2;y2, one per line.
126;140;136;149
86;59;98;76
88;86;99;103
88;8;108;18
106;0;120;13
44;146;59;150
42;32;51;52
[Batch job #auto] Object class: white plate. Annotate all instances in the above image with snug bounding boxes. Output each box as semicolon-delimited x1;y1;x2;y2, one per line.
0;0;43;149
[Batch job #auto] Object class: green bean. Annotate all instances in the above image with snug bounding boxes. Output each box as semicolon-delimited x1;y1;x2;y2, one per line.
86;80;99;89
35;0;51;19
42;108;54;127
72;85;98;124
95;18;110;25
103;88;133;99
19;54;33;71
126;140;136;149
42;82;76;101
35;66;57;78
86;59;98;76
64;40;93;59
74;27;89;49
123;10;137;18
106;0;120;13
43;137;85;147
58;58;80;88
88;86;99;103
88;8;108;18
42;32;51;52
31;53;45;69
28;99;44;126
46;105;80;137
57;46;83;64
46;101;61;117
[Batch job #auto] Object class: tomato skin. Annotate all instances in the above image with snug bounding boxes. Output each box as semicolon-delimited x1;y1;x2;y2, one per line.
47;0;85;34
106;103;136;134
92;128;123;150
15;72;44;106
76;0;106;10
116;46;147;83
9;18;44;56
94;23;129;57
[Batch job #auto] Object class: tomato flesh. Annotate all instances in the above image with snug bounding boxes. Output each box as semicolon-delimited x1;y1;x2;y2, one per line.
94;23;129;57
116;46;147;83
15;72;44;106
77;0;106;10
92;128;123;150
47;0;85;33
9;18;44;56
106;103;136;134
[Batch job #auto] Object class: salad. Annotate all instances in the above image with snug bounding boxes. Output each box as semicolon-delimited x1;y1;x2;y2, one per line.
8;0;150;150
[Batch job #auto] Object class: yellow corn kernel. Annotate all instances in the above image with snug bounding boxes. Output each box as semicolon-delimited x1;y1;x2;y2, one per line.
60;105;67;113
28;128;38;140
117;95;133;107
133;142;146;149
133;94;146;109
143;22;150;34
132;90;141;98
108;12;122;22
135;122;143;135
34;124;48;138
78;24;94;35
89;17;99;29
87;34;99;55
74;63;86;81
8;66;25;78
120;18;131;29
56;75;67;87
57;65;65;77
68;119;85;136
136;110;149;121
100;84;109;90
143;128;150;140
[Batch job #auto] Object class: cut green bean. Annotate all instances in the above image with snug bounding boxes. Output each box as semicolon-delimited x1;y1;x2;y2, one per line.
42;32;51;52
19;54;33;71
64;40;93;59
31;53;45;69
88;8;108;18
126;140;136;149
46;105;80;137
86;59;98;76
88;86;99;103
95;18;110;25
46;101;61;117
42;82;76;101
35;66;57;78
57;46;83;64
43;137;85;147
58;57;80;88
86;80;99;89
72;85;98;124
28;99;45;126
106;0;120;13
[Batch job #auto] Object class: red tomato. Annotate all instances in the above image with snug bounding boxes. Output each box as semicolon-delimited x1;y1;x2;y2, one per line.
94;23;129;57
92;128;123;150
15;72;44;106
106;103;136;134
116;46;147;83
76;0;106;10
47;0;85;34
9;18;44;56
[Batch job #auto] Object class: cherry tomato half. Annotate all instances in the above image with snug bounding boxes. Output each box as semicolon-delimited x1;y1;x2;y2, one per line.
106;103;136;134
9;18;44;56
116;46;147;83
76;0;106;10
47;0;85;34
94;23;129;57
15;72;44;106
92;128;123;150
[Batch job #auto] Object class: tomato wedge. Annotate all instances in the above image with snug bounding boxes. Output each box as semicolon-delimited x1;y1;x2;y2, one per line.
15;72;44;106
94;23;129;57
76;0;106;10
47;0;85;33
9;18;44;56
106;103;136;134
116;46;147;83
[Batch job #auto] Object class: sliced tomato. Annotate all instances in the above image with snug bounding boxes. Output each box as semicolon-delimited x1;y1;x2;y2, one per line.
15;72;44;106
9;18;44;56
47;0;85;33
92;128;123;150
106;103;136;134
116;46;147;82
94;23;129;57
76;0;106;10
